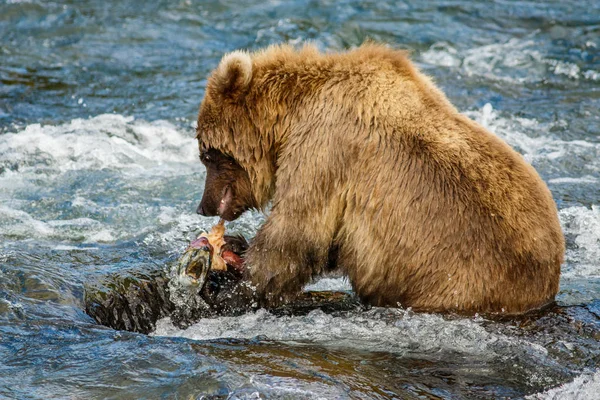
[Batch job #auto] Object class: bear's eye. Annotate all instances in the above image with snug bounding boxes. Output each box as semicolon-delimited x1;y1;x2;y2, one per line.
200;152;211;164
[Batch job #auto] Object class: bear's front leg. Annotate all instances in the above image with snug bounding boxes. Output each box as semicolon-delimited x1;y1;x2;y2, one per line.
243;209;334;308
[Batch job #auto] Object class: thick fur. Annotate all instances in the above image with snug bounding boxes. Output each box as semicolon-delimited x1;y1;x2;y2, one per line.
196;43;565;314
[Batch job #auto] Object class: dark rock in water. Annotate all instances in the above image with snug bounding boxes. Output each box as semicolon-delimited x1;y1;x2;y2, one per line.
84;266;363;334
84;269;174;334
480;301;600;373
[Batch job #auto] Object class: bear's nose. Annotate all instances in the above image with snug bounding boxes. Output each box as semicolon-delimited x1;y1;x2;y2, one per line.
196;203;206;216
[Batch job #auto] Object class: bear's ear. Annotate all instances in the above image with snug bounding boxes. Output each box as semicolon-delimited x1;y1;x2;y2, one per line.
210;50;253;102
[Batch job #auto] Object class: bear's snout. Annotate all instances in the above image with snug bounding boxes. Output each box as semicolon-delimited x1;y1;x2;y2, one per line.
196;196;218;217
196;202;207;216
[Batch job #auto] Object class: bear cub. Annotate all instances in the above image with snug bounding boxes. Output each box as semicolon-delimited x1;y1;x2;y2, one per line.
195;43;564;315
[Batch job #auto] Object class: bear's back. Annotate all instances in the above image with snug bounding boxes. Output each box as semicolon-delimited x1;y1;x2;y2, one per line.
297;46;566;314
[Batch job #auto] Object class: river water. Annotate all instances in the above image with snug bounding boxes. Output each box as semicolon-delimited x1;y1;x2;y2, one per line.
1;0;599;398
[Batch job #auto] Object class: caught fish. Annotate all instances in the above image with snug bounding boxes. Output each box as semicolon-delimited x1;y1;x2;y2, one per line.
174;219;245;290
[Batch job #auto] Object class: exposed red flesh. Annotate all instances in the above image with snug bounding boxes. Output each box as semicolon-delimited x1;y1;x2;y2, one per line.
221;250;245;274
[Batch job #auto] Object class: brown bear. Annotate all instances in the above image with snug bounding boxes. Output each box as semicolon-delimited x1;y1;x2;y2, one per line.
195;43;565;315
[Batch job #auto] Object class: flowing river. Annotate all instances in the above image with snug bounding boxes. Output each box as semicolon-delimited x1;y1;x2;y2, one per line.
1;1;599;398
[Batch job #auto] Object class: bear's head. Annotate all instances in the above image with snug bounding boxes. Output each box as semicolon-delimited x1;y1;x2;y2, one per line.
195;50;276;221
196;147;255;221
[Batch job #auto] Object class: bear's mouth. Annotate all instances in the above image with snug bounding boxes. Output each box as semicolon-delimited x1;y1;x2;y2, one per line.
217;185;234;218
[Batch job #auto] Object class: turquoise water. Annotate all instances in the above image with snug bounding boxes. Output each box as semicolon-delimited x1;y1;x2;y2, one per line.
1;1;599;398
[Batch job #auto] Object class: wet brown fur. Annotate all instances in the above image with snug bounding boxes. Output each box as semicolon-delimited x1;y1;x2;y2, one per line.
196;43;565;314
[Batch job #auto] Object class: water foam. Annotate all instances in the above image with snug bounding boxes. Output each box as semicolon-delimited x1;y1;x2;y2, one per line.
304;277;352;292
466;103;599;171
0;207;118;246
559;205;600;278
153;307;548;364
0;114;198;174
421;38;598;83
529;370;600;400
0;114;203;244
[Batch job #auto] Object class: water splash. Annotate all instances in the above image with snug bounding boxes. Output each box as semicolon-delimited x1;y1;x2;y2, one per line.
153;307;546;362
560;205;600;278
0;114;197;174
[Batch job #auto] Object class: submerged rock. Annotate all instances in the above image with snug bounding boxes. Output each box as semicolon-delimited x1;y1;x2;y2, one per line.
84;266;362;334
84;269;174;334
